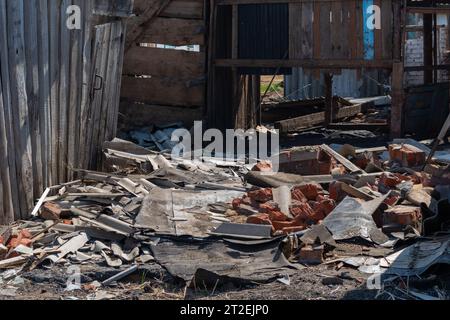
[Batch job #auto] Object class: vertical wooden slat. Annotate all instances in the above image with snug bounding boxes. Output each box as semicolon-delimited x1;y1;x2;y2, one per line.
381;0;393;59
24;0;43;199
108;21;127;141
58;0;71;182
67;0;82;181
7;0;34;219
37;0;51;186
0;68;14;223
49;0;61;185
374;0;383;61
0;0;20;222
79;0;94;169
331;0;343;59
319;1;332;59
289;3;302;60
301;1;313;59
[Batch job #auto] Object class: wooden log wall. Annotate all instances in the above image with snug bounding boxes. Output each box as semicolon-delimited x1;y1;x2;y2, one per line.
0;0;130;224
120;0;207;128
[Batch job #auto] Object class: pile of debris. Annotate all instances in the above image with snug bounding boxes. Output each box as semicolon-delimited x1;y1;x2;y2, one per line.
1;136;450;300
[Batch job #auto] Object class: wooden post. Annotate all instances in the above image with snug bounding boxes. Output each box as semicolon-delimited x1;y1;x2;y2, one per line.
324;73;333;126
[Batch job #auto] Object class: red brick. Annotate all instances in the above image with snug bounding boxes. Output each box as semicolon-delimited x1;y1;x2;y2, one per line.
291;188;308;203
292;184;323;201
389;144;426;167
379;172;411;188
298;245;324;264
252;161;273;172
259;202;289;222
247;214;273;227
311;199;336;220
248;188;273;203
290;201;316;221
383;205;422;227
40;202;62;220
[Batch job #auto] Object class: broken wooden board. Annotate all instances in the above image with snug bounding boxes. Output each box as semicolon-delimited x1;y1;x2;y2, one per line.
274;103;367;134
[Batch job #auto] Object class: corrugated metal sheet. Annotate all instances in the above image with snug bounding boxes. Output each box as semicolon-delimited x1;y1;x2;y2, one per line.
238;3;290;75
285;69;385;100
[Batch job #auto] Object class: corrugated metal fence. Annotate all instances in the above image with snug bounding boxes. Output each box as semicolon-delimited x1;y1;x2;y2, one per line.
0;0;129;223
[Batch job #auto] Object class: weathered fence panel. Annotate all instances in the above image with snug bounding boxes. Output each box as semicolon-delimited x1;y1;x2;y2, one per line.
0;0;130;223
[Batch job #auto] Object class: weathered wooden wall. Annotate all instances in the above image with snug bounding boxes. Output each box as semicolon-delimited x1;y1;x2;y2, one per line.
121;0;206;125
120;0;207;128
0;0;129;224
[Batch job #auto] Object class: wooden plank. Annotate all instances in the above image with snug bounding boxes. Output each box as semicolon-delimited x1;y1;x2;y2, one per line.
125;0;172;51
111;21;127;142
97;22;118;170
355;0;364;59
349;0;357;59
37;0;51;186
89;23;111;169
67;0;83;181
289;3;302;59
121;76;205;107
341;0;351;59
58;0;71;183
0;0;21;221
79;0;94;170
0;68;14;223
301;1;314;59
215;58;394;69
330;0;343;58
374;0;383;61
7;0;34;218
160;0;204;19
139;17;205;46
94;0;133;17
24;0;43;199
123;46;205;78
319;2;332;59
274;104;367;134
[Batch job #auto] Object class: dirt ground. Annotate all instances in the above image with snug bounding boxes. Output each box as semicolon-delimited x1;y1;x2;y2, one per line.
0;263;381;301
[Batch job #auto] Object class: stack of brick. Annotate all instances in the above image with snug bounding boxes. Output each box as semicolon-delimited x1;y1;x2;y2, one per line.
389;144;426;167
233;184;336;235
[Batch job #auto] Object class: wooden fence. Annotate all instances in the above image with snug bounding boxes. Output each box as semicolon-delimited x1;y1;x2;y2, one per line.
119;0;207;128
0;0;130;224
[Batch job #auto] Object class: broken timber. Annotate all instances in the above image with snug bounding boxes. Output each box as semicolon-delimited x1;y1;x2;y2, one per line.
274;103;367;134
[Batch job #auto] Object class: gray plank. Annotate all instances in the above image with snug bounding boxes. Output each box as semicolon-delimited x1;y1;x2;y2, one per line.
7;0;34;218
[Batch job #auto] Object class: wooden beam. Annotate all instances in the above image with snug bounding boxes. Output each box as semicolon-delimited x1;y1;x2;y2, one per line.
274;103;367;134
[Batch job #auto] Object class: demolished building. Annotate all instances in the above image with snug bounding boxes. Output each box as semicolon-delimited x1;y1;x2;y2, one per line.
1;0;450;301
